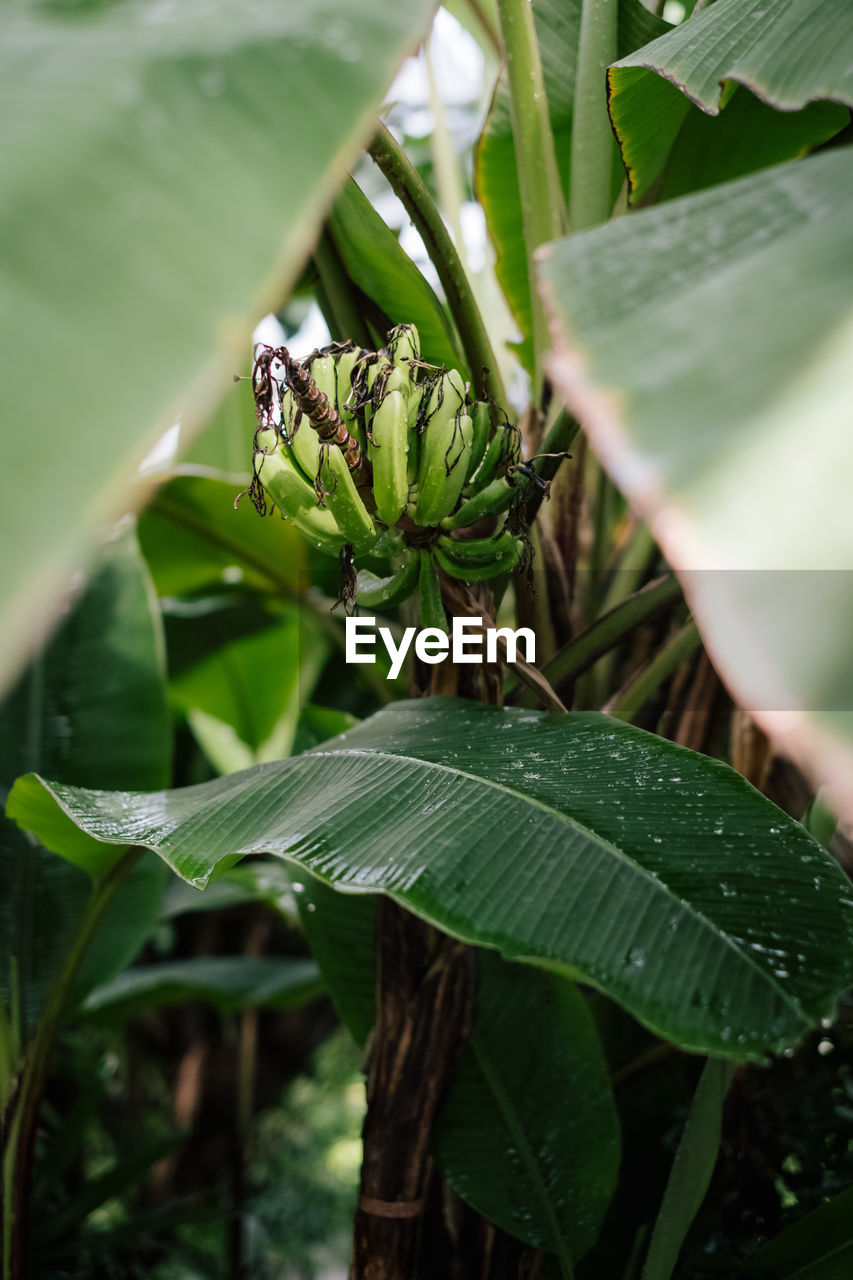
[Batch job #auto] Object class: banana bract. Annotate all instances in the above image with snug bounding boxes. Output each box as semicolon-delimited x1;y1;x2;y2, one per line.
248;325;528;608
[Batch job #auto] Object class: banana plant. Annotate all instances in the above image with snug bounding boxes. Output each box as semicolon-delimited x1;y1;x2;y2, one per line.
3;0;853;1278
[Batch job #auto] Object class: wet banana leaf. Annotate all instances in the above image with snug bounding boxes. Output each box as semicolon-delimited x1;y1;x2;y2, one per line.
435;951;618;1263
8;698;853;1061
293;882;618;1261
609;0;853;200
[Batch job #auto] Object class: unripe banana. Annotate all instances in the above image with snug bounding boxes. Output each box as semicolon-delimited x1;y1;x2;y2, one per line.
384;324;420;381
466;420;521;492
415;411;473;526
433;532;524;581
466;401;492;482
317;443;377;550
417;550;447;630
253;439;346;553
307;353;337;403
441;474;517;531
282;387;321;482
345;351;380;441
334;348;367;451
406;391;421;485
414;370;471;526
367;389;409;526
436;529;520;565
355;553;419;609
368;362;411;424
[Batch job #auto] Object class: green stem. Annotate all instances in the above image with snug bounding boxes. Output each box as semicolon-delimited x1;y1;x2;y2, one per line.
509;574;682;707
607;620;701;722
417;551;447;631
2;848;143;1279
368;124;506;409
601;523;657;614
585;522;658;708
570;0;619;231
463;0;502;56
495;0;566;396
803;789;838;848
522;408;581;528
588;461;615;616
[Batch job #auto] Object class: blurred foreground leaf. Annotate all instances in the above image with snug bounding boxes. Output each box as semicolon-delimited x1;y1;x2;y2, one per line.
0;0;434;697
541;150;853;819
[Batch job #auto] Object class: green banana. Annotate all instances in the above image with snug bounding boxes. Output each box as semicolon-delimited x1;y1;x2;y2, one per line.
414;370;471;526
384;323;420;375
435;532;522;583
406;390;421;485
441;474;517;531
436;529;520;564
367;389;409;526
466;420;520;492
466;401;492;482
283;386;321;482
335;347;367;450
317;443;377;549
434;530;523;580
253;434;346;552
355;553;419;609
417;550;447;630
249;327;530;578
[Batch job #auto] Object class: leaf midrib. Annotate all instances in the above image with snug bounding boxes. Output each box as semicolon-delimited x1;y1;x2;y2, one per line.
26;742;810;1028
469;1034;574;1273
309;747;809;1022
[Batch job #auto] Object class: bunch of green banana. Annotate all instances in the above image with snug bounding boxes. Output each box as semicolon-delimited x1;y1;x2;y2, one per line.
247;324;531;611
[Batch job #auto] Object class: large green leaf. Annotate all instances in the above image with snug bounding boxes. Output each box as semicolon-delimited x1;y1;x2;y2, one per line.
81;955;322;1020
294;875;377;1046
138;467;306;599
327;178;466;373
475;0;667;367
435;951;618;1263
609;0;852;201
655;87;844;205
8;699;853;1061
161;859;298;922
747;1184;853;1278
166;600;329;774
640;1058;735;1280
0;0;435;700
0;531;170;1036
540;149;853;820
294;880;617;1260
